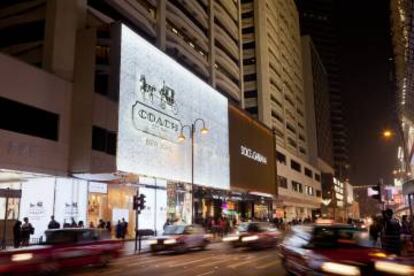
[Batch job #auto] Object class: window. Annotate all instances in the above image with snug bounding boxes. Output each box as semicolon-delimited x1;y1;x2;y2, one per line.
306;186;314;196
315;174;321;182
276;151;286;164
291;160;301;172
292;181;303;193
244;74;257;82
278;175;288;189
316;190;322;197
92;126;117;155
243;41;256;49
242;26;255;34
0;97;59;141
245;90;257;98
305;168;313;178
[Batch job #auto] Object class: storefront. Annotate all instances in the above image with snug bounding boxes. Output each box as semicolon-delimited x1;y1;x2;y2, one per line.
228;105;276;221
113;23;231;234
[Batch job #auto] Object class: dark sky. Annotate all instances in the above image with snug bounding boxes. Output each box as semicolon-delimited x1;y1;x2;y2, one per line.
337;0;398;187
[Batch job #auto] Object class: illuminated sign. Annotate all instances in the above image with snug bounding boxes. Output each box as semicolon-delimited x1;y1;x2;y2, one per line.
117;24;229;190
240;145;268;164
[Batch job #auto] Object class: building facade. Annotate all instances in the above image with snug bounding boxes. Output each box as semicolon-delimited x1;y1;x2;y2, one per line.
241;0;322;220
0;0;279;243
390;0;414;219
296;0;350;178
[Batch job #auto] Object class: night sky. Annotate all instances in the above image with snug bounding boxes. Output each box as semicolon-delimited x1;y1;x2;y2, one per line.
337;0;398;188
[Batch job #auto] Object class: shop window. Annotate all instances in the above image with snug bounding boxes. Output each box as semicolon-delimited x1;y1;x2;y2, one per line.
290;159;301;172
0;96;59;141
278;175;288;189
305;168;313;178
276;151;286;165
292;181;303;193
315;174;321;182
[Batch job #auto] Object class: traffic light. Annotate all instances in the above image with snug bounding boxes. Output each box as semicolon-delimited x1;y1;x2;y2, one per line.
133;194;146;211
138;194;146;210
368;183;381;201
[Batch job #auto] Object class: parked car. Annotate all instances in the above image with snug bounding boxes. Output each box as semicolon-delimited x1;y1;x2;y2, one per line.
279;223;397;275
223;222;280;249
149;224;209;254
0;228;122;274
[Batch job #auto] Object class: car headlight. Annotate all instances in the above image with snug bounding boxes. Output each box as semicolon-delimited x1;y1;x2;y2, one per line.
223;236;239;242
11;253;33;262
241;235;259;242
321;262;360;276
164;239;177;245
149;240;158;245
375;261;414;275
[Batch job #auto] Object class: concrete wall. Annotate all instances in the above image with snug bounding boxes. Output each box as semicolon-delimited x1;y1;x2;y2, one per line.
0;53;71;175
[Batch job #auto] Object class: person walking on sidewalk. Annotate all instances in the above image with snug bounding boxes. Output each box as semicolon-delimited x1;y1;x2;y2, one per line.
21;217;34;246
13;219;22;248
48;216;60;229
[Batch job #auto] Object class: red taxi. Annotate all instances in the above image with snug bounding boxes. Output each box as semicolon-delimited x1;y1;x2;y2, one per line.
279;223;393;275
223;222;280;249
0;228;122;274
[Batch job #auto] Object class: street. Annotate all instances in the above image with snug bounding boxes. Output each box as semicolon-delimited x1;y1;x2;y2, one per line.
72;243;285;276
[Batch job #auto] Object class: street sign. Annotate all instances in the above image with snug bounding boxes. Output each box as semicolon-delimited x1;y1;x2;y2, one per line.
0;189;21;198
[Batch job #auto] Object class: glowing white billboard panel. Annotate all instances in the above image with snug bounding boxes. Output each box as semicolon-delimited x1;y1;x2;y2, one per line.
117;24;229;190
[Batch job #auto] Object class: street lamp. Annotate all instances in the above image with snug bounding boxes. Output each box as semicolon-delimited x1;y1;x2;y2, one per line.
178;118;208;223
382;129;394;139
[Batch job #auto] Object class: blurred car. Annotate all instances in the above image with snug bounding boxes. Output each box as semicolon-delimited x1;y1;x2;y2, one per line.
149;224;209;253
223;222;280;249
279;223;401;275
0;228;122;274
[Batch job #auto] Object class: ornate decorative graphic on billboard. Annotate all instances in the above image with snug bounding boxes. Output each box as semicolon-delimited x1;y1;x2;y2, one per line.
117;24;230;190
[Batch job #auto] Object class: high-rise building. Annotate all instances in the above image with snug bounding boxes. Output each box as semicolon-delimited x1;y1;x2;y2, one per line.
241;0;322;220
301;35;334;173
296;0;350;178
390;0;414;215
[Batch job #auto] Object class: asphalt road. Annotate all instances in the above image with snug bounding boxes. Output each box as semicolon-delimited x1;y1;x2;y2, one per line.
72;243;286;276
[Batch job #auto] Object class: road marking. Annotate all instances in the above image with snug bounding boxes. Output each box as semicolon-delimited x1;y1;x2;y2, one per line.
255;259;281;270
196;271;215;276
197;258;230;267
227;255;273;269
169;256;214;268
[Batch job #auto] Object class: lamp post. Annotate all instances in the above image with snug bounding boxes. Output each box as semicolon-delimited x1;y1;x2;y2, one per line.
178;118;208;224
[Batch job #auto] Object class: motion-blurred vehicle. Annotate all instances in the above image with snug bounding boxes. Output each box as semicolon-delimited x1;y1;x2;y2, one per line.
223;222;280;249
0;228;123;274
279;223;408;275
149;224;209;254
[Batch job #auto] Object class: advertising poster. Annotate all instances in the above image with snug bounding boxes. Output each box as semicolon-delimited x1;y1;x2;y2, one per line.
54;178;87;227
117;24;230;190
20;178;55;240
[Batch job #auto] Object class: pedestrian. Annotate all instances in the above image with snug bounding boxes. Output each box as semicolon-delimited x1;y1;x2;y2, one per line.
121;218;128;239
116;220;122;239
369;216;380;246
98;219;105;229
401;215;411;235
163;218;171;230
48;216;60;229
13;219;22;248
70;217;77;228
78;220;84;228
105;221;112;233
381;209;401;255
89;221;95;228
21;217;34;246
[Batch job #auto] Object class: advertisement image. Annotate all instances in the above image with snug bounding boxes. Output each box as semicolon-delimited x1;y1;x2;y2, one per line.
117;24;230;190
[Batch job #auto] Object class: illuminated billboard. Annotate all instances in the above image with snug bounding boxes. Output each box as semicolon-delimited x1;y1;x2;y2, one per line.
117;24;229;190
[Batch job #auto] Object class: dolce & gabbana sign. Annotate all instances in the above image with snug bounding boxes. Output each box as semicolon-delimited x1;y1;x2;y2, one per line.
229;105;276;195
116;24;230;190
